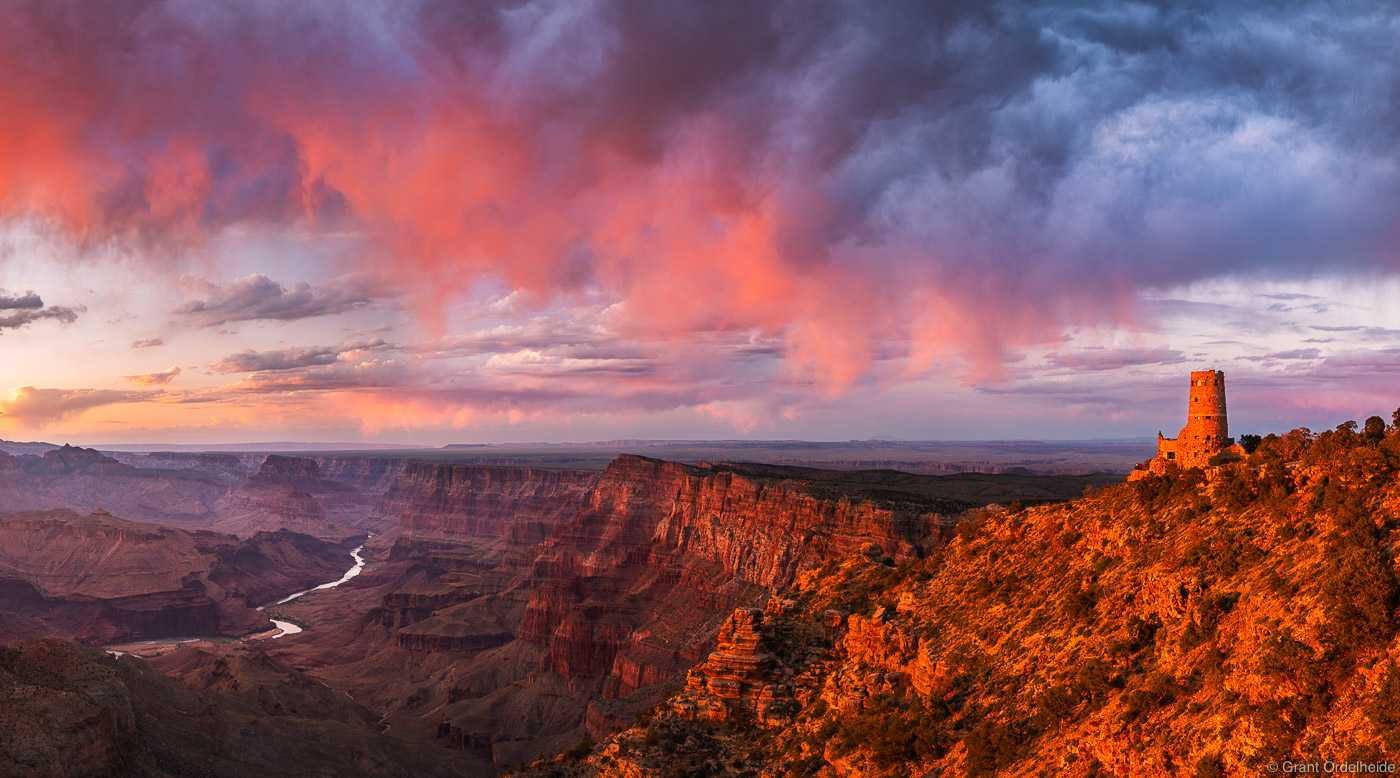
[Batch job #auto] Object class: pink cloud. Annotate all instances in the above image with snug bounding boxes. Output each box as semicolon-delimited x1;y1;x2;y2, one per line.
0;386;153;430
124;366;182;386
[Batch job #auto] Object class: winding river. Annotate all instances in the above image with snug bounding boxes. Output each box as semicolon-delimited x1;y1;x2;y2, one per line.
105;538;371;654
259;540;369;639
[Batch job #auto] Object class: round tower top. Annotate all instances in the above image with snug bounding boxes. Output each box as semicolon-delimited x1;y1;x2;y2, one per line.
1189;370;1224;386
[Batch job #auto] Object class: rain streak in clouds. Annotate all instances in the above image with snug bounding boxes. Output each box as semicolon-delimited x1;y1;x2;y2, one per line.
2;0;1400;435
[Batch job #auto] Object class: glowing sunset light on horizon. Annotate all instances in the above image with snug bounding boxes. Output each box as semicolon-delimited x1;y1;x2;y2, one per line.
2;1;1399;445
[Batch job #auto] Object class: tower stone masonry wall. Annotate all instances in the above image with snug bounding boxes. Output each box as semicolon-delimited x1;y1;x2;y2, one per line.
1180;370;1229;459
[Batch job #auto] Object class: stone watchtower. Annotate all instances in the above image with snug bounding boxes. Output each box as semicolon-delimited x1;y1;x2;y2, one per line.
1181;370;1228;451
1133;369;1244;477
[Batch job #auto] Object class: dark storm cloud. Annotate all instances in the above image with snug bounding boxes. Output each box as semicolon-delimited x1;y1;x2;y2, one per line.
209;339;391;373
0;292;43;310
174;274;376;327
0;290;83;332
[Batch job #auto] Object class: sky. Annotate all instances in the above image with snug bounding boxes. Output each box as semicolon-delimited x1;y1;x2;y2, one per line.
1;0;1399;446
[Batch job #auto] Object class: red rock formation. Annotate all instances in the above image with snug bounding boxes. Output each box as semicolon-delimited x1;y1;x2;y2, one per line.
0;640;140;778
377;462;599;540
151;648;383;727
670;600;802;726
509;455;952;707
26;444;122;475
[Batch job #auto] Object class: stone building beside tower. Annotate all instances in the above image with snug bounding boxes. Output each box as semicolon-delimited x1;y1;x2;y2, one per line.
1131;370;1245;478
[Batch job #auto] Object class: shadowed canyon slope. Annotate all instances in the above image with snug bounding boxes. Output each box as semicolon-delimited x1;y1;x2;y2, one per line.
0;639;497;778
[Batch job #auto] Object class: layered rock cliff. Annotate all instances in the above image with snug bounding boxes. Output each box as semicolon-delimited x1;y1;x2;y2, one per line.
314;456;413;492
500;457;961;710
1;449;408;539
379;463;600;541
24;451;1106;766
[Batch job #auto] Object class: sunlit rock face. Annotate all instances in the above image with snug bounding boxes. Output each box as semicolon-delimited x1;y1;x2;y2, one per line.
379;462;600;541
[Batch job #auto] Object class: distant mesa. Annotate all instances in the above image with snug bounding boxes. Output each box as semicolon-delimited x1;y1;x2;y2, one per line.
0;438;60;456
254;454;325;479
1130;369;1245;479
29;444;127;476
140;451;249;476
